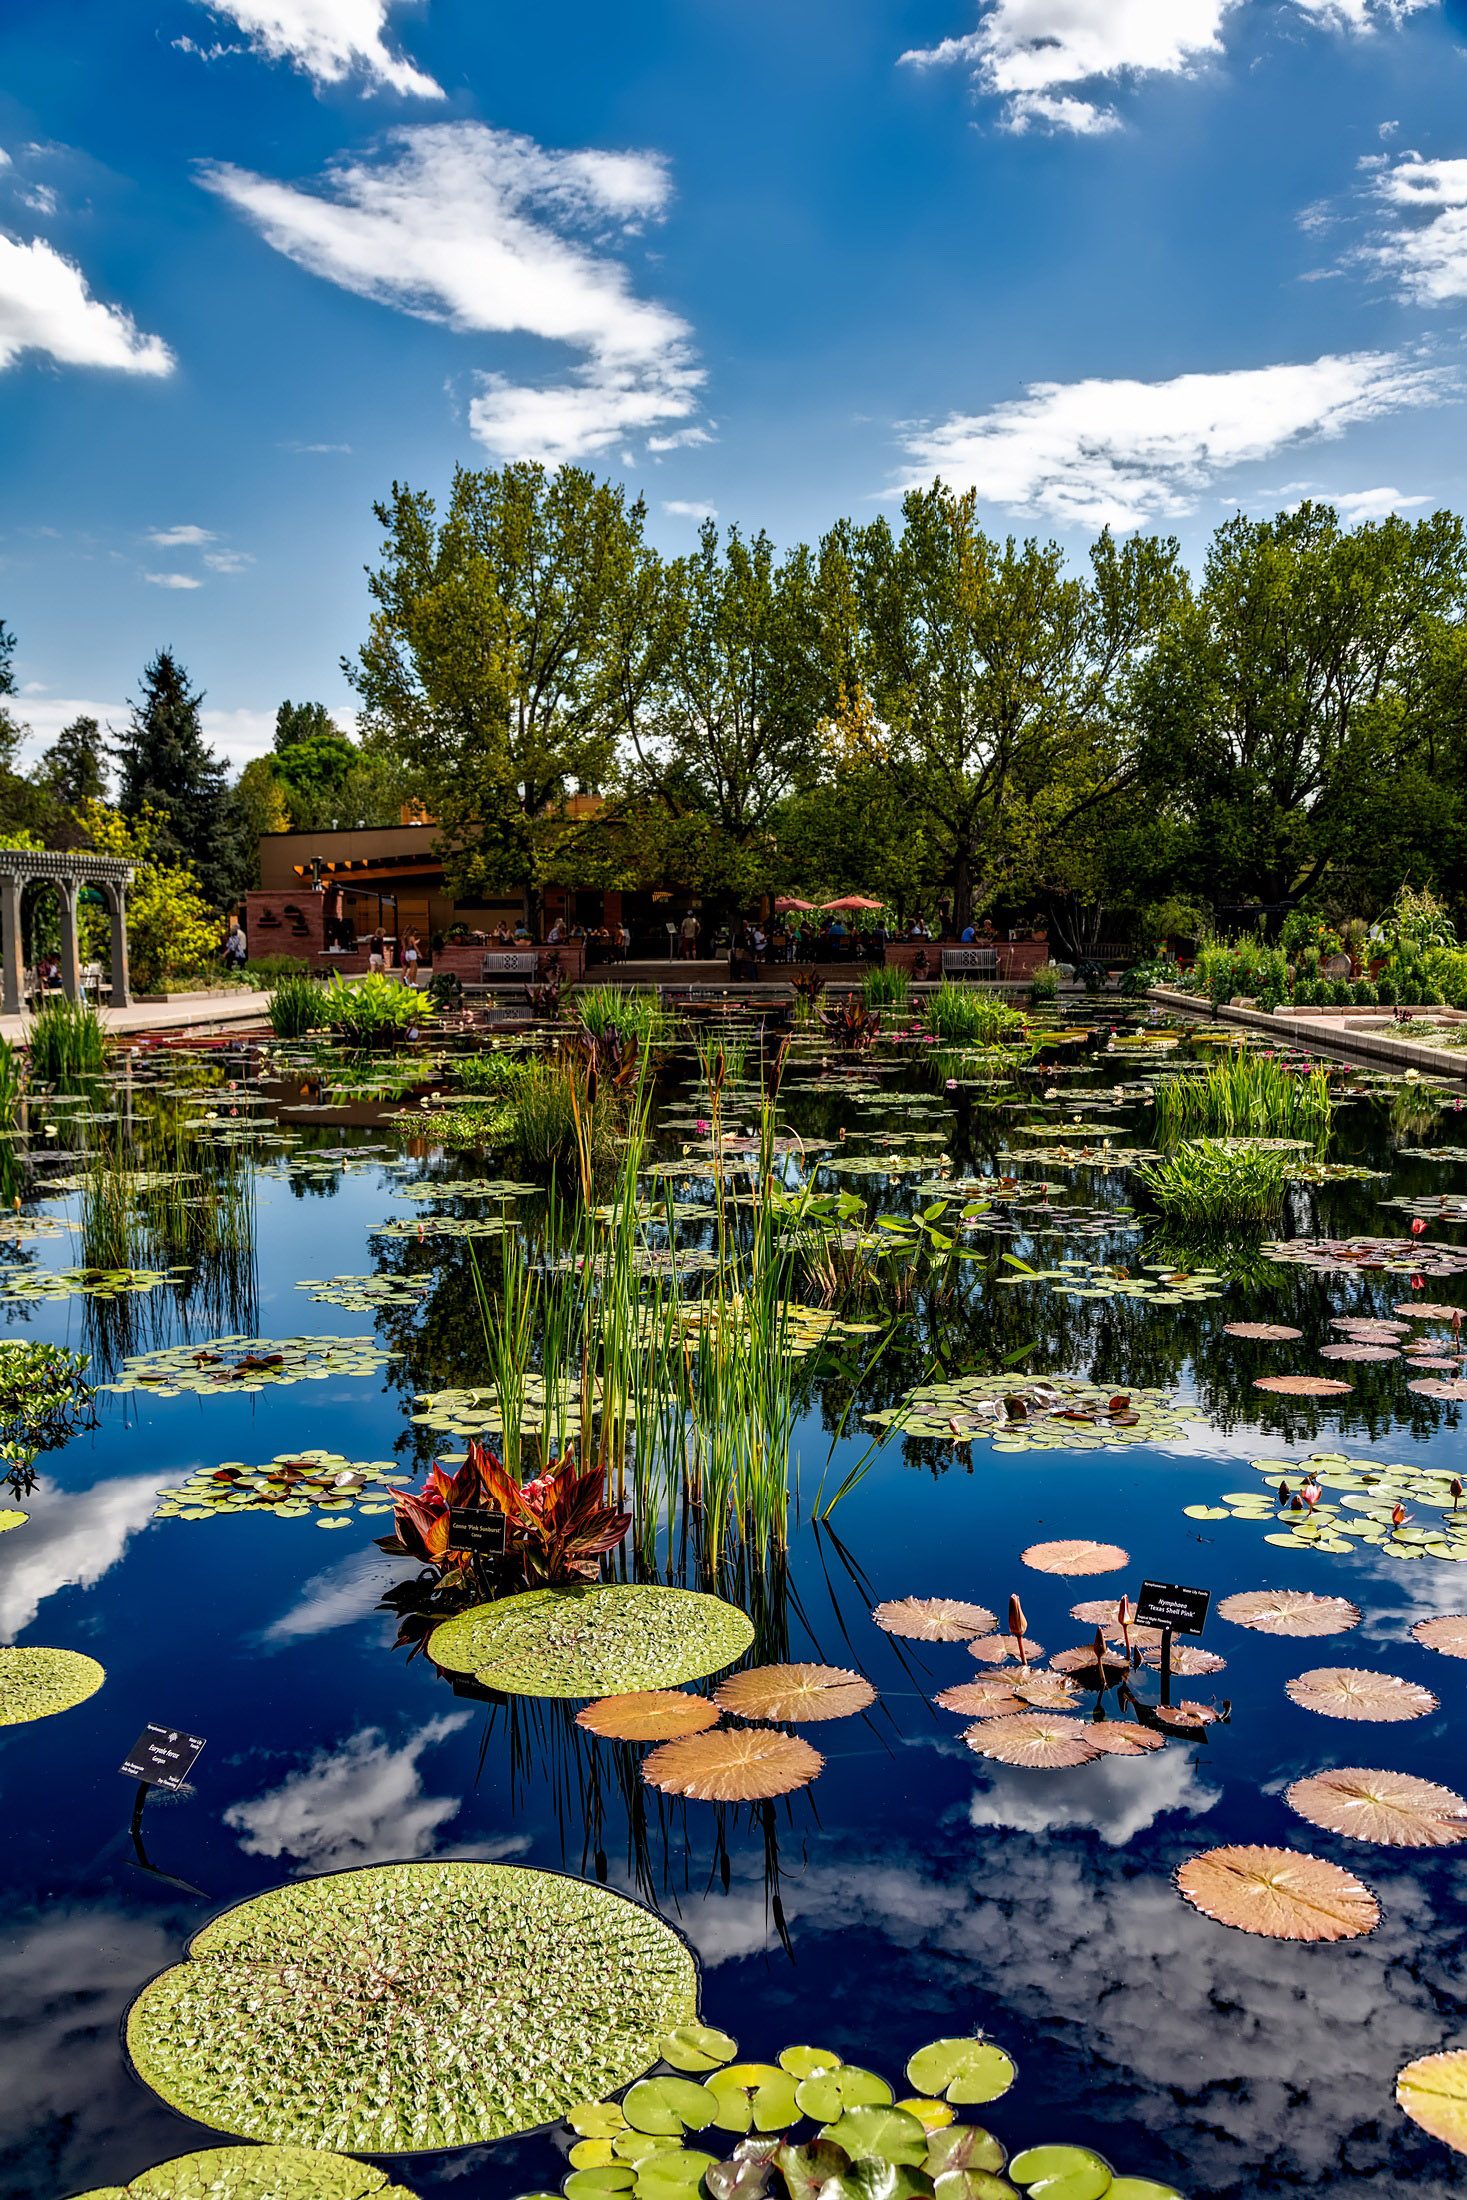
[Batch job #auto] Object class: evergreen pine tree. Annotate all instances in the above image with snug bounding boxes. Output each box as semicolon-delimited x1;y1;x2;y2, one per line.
41;715;107;808
116;650;242;906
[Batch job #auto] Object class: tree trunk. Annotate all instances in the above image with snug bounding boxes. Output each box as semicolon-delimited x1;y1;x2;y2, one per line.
952;851;972;934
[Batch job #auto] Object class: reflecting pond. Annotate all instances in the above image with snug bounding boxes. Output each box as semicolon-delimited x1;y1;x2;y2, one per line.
6;1013;1467;2200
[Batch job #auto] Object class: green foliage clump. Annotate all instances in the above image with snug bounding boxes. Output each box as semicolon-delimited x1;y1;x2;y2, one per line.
1136;1138;1293;1228
1195;935;1288;1011
242;954;311;989
861;964;912;1011
1029;963;1059;1005
1351;978;1378;1007
1331;978;1353;1007
453;1048;533;1095
321;973;424;1044
26;996;105;1082
923;981;1025;1045
571;985;668;1047
1153;1053;1333;1145
0;1339;93;1485
1376;975;1399;1005
1119;954;1178;996
266;975;324;1040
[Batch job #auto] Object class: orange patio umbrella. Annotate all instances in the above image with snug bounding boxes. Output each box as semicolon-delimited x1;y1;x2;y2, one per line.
820;895;885;912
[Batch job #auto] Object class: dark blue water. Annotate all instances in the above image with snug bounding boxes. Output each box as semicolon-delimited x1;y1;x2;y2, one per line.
6;1036;1467;2200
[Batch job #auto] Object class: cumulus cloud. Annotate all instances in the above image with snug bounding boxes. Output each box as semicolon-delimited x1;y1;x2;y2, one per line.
200;122;703;463
662;499;717;521
190;0;444;99
202;548;254;572
1325;485;1431;521
0;235;172;375
1373;154;1467;305
901;0;1430;134
967;1746;1219;1846
225;1714;472;1869
0;1468;172;1642
897;351;1449;530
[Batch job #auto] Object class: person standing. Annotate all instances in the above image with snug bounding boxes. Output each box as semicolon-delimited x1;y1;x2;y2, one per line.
680;908;701;960
368;928;385;975
401;930;421;987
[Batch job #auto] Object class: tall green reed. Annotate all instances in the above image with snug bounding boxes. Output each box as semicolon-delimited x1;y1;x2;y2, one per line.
1153;1053;1333;1146
26;997;105;1083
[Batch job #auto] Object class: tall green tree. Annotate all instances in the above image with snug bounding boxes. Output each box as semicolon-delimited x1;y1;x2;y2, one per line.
115;650;242;907
274;699;341;749
1131;501;1467;910
347;462;651;906
824;485;1185;928
40;714;108;808
0;621;62;846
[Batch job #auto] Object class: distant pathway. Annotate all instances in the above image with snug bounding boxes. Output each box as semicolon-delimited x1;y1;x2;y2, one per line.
0;989;272;1046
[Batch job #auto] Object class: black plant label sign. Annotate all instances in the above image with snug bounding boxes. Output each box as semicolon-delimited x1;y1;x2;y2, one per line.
1136;1580;1211;1636
450;1507;508;1558
120;1724;207;1790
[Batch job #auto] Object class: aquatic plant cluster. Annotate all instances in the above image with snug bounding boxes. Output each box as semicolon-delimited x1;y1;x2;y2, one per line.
10;997;1467;2200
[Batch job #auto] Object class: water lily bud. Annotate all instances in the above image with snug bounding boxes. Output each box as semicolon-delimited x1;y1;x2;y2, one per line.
1008;1593;1027;1644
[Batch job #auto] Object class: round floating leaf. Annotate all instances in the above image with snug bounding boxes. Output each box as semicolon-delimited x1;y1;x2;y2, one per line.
818;2107;929;2166
895;2099;954;2135
1084;1724;1166;1756
1223;1323;1302;1341
968;1636;1044;1667
1407;1379;1467;1401
1217;1590;1360;1637
635;2153;717;2200
577;1694;720;1743
614;2133;682;2163
872;1599;996;1643
779;2046;843;2079
624;2079;721;2135
714;1664;875;1724
572;2141;619;2168
1286;1767;1467;1846
1011;1675;1083;1712
569;2103;630;2138
925;2126;1006;2177
125;1859;698;2153
932;2174;1015;2200
1008;2146;1110;2195
1138;1645;1225;1677
1412;1615;1467;1659
1175;1845;1379;1941
1318;1344;1397;1363
964;1715;1099;1769
1396;2048;1467;2156
768;2140;850;2200
752;2073;802;2131
567;2171;637;2197
642;1729;823;1803
794;2067;892;2119
662;2025;739;2073
0;1645;104;1726
905;2039;1016;2107
1021;1541;1129;1578
0;1509;26;1532
429;1585;754;1698
935;1680;1027;1718
1285;1666;1438;1721
74;2145;411;2200
1253;1374;1353;1396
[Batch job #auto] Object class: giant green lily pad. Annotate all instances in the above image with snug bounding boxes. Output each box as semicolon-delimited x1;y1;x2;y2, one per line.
0;1645;104;1725
126;1860;698;2154
67;2145;414;2199
429;1585;755;1698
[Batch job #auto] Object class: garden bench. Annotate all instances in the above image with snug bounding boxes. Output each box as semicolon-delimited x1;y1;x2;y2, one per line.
480;952;539;980
941;947;1000;979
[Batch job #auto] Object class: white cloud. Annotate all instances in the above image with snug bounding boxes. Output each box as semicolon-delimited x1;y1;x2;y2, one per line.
662;499;717;521
967;1747;1219;1846
191;0;444;99
0;1467;172;1642
203;548;255;572
1328;485;1431;521
202;706;281;765
898;350;1450;530
1373;154;1467;305
7;696;280;774
224;1714;472;1869
201;121;704;462
901;0;1431;134
0;234;172;375
261;1548;410;1644
20;184;58;217
142;570;202;590
147;524;215;547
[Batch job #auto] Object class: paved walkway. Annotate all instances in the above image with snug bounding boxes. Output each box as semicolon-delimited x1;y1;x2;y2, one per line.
0;989;272;1046
1151;986;1467;1084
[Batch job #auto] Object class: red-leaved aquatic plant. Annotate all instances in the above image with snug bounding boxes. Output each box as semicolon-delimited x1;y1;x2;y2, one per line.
377;1436;630;1587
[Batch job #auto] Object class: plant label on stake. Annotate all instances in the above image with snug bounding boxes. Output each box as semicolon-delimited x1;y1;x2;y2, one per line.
120;1724;206;1791
449;1507;508;1559
1136;1582;1210;1708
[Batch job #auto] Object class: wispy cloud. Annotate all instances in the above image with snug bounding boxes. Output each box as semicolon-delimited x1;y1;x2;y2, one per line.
1327;484;1431;521
663;499;717;521
189;0;444;99
0;235;172;374
901;0;1431;135
897;351;1451;530
147;524;215;547
1372;153;1467;304
0;1470;172;1642
142;570;203;589
203;547;255;572
200;122;704;463
224;1715;472;1869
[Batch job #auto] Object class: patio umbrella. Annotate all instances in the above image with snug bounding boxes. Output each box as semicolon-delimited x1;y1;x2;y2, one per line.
820;895;885;912
775;897;814;912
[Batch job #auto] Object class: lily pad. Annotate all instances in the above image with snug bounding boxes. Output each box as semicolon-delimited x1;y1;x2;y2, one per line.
818;2109;929;2167
1286;1767;1467;1846
429;1585;754;1698
661;2025;740;2073
624;2079;722;2135
1175;1844;1378;1941
1396;2048;1467;2156
1284;1667;1438;1721
1022;1540;1128;1578
125;1859;699;2153
872;1599;996;1643
714;1664;876;1723
66;2146;414;2199
577;1694;721;1743
101;1335;397;1399
905;2040;1016;2107
642;1729;823;1802
0;1645;104;1725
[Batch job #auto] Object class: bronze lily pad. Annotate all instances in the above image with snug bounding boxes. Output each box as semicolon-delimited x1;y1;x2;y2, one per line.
641;1729;823;1802
1286;1766;1467;1846
962;1713;1100;1768
1252;1374;1353;1396
1176;1845;1379;1941
576;1693;720;1743
1224;1323;1303;1341
872;1598;996;1643
1412;1614;1467;1659
1218;1590;1360;1637
1021;1539;1129;1577
1285;1666;1438;1721
713;1665;876;1724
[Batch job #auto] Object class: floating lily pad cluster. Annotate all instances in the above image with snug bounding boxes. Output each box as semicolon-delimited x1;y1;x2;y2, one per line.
153;1452;409;1527
295;1274;433;1310
519;2026;1185;2200
1192;1452;1467;1563
68;2145;418;2200
429;1584;756;1697
412;1375;597;1440
393;1177;537;1201
0;1214;67;1241
371;1214;518;1239
0;1264;183;1302
125;1860;699;2154
99;1334;398;1398
997;1143;1160;1172
1381;1193;1467;1222
1263;1236;1467;1278
995;1257;1223;1305
866;1376;1195;1452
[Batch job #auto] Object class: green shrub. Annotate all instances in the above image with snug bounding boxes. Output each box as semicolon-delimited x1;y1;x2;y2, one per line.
266;974;324;1040
1136;1139;1293;1228
1119;955;1178;996
1398;980;1422;1007
1029;964;1059;1006
861;965;911;1012
1350;979;1378;1008
26;997;105;1083
923;982;1026;1045
1375;975;1398;1005
244;955;311;988
1423;986;1447;1007
320;972;424;1044
453;1048;531;1095
1290;978;1317;1007
1421;946;1467;1008
1331;979;1353;1007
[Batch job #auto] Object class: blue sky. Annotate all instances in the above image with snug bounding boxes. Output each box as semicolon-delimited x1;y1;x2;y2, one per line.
4;0;1467;772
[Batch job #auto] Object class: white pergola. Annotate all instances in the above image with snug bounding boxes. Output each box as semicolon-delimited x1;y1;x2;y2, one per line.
0;849;135;1012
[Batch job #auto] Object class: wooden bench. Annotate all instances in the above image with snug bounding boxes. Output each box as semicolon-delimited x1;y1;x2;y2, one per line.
941;947;1001;980
481;951;539;981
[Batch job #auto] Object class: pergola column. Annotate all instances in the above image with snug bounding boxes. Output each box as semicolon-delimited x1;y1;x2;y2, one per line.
0;876;20;1017
107;883;130;1008
56;880;81;1002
